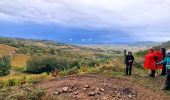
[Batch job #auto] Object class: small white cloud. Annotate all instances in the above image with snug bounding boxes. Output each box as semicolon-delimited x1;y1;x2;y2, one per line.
81;39;86;42
88;38;92;41
69;38;73;41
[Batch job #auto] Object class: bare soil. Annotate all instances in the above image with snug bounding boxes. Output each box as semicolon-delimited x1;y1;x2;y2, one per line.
38;74;169;100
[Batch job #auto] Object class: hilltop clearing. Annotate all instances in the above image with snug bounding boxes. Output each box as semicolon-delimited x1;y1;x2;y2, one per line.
38;74;168;100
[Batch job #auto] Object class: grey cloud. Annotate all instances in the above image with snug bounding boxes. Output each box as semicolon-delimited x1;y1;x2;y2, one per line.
0;0;170;41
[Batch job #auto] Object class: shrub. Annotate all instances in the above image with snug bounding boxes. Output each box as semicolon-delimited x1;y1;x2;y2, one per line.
26;55;90;74
6;78;18;87
135;50;147;57
0;56;11;76
60;66;78;76
26;54;102;74
26;55;62;74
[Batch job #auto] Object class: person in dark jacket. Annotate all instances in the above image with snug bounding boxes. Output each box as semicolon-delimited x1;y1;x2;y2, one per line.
160;48;166;76
157;52;170;90
125;51;134;75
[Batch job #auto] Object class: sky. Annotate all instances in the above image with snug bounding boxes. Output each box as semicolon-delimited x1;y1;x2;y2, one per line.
0;0;170;44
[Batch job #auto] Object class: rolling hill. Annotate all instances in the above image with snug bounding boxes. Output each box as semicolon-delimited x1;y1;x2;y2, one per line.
0;36;115;72
1;36;170;100
153;41;170;50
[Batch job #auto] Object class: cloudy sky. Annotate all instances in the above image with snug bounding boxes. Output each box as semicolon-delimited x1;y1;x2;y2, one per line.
0;0;170;44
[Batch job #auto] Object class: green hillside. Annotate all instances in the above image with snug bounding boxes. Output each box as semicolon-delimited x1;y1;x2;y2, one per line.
0;37;116;74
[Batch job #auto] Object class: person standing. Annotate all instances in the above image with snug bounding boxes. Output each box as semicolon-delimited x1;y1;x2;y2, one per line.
125;51;134;75
157;52;170;90
160;48;166;76
144;48;163;77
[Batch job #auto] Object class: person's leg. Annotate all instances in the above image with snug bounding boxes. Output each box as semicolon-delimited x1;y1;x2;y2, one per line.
164;76;170;90
126;65;129;75
150;70;155;77
129;64;132;75
153;70;156;77
161;64;166;76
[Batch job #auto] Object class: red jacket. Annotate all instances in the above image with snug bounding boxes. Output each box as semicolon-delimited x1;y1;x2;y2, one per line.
144;51;163;70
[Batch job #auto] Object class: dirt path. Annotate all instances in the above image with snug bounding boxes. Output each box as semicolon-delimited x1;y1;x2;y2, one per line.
38;74;168;100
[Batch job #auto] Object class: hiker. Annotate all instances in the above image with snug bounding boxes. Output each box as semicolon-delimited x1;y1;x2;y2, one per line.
125;51;134;75
160;48;166;76
144;48;163;77
156;52;170;90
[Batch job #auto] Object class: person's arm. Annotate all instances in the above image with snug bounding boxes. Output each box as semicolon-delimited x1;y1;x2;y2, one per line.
157;57;167;65
125;55;128;64
132;56;134;62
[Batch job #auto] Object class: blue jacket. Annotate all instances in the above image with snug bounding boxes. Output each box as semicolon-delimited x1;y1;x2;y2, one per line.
157;56;170;75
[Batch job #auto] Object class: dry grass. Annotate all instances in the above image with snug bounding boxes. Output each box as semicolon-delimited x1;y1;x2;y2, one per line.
0;73;49;81
11;54;30;69
0;44;18;55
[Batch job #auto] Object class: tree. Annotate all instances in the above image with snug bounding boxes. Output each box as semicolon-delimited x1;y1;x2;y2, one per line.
0;56;11;76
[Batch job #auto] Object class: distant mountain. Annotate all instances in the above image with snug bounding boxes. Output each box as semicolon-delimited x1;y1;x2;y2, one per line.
78;41;162;47
79;41;162;52
128;41;162;47
153;41;170;50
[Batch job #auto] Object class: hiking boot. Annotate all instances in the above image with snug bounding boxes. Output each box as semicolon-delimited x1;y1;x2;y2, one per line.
160;74;166;76
149;74;155;77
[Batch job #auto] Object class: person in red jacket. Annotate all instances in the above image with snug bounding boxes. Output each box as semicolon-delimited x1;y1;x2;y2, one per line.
144;48;163;77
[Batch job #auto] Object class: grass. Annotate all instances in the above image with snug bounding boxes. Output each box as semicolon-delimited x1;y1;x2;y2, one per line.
71;57;170;94
1;42;170;98
0;44;29;70
0;44;18;56
0;73;49;83
0;84;46;100
11;53;29;70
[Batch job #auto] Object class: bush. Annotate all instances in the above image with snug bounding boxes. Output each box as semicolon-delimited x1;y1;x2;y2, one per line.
26;55;80;74
60;66;78;76
0;56;11;76
6;78;18;87
135;50;147;57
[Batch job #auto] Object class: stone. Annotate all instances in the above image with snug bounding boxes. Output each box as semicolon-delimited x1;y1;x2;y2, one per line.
104;83;108;87
53;91;61;95
100;88;105;92
83;88;87;91
128;95;132;98
84;85;90;88
88;92;96;96
62;87;69;92
69;89;73;92
73;91;78;95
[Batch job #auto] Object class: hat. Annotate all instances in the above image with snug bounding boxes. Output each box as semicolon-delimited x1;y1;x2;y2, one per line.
167;51;170;56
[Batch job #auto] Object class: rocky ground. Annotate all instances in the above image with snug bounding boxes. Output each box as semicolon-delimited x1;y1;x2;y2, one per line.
38;74;168;100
